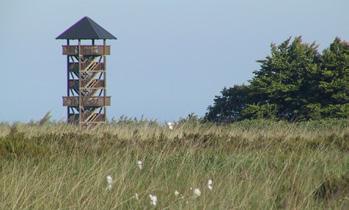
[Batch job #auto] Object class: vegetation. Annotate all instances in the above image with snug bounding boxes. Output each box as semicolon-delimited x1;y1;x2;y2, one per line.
0;119;348;209
205;37;349;122
1;37;349;209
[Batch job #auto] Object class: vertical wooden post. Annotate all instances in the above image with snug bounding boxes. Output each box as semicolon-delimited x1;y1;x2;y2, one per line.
78;39;82;128
103;39;107;123
67;39;70;123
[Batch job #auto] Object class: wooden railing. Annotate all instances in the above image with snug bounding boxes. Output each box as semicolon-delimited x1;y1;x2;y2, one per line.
63;96;111;106
68;62;105;72
68;80;105;89
63;45;110;55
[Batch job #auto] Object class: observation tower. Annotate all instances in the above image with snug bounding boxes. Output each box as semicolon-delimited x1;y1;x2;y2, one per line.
56;17;116;126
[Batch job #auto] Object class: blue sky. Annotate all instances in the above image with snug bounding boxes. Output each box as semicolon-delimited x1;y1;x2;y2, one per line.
0;0;348;122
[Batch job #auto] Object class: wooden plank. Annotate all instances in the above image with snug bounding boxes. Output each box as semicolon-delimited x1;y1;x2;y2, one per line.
68;80;105;89
62;45;110;55
63;96;111;106
69;62;105;72
68;113;106;122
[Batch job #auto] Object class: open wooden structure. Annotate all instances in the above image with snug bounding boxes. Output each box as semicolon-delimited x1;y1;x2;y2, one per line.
56;17;116;127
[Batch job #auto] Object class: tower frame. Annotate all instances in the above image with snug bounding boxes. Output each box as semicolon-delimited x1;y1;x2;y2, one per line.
56;17;116;127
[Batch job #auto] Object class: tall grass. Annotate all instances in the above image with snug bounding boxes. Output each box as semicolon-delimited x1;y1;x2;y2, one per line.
0;119;348;209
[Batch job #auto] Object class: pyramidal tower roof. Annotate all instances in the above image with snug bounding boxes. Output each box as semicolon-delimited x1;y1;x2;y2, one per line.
56;16;117;40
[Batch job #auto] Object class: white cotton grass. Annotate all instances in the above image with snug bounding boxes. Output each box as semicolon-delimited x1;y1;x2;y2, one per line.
175;190;185;199
207;179;213;190
193;188;201;198
167;122;174;130
149;194;158;206
106;175;113;191
135;193;139;200
137;160;143;170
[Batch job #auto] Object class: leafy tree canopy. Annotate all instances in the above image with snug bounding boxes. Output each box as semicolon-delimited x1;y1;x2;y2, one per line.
205;37;349;122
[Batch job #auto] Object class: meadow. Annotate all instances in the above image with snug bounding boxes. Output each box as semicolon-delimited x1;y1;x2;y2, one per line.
0;119;348;209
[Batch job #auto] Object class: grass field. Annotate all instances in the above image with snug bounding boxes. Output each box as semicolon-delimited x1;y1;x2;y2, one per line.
0;119;348;209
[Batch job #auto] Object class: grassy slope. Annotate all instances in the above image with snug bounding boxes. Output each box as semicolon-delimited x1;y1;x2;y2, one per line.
0;120;348;209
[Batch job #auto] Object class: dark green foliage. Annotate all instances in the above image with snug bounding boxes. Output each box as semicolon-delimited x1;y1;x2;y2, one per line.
249;37;321;121
205;37;349;122
241;103;278;120
205;85;252;122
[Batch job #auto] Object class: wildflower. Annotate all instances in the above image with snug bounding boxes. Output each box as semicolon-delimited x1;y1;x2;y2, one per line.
207;179;213;190
149;194;158;206
137;160;143;170
193;188;201;198
174;190;180;196
135;193;139;200
106;175;113;184
106;175;113;191
167;122;174;130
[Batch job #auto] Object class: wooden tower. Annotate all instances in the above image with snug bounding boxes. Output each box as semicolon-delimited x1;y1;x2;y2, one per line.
56;17;116;127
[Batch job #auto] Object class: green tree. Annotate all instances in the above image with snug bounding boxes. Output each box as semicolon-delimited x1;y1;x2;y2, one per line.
205;37;349;122
204;85;251;122
249;37;321;120
317;38;349;118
